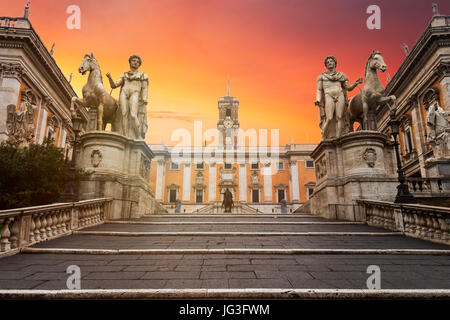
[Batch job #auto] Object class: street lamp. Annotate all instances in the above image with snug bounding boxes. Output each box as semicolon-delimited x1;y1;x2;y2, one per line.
389;108;416;203
69;112;84;202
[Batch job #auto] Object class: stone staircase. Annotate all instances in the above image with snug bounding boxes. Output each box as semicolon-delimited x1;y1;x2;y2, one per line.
0;212;449;298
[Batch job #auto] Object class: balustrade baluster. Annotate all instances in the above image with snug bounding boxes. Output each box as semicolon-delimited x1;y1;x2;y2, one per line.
51;212;58;236
39;214;47;240
403;212;411;234
34;214;41;241
431;214;440;240
9;218;20;249
56;211;63;235
29;215;36;243
46;213;53;237
0;218;12;251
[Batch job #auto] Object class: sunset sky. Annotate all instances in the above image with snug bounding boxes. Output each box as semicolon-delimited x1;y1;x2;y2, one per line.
2;0;450;146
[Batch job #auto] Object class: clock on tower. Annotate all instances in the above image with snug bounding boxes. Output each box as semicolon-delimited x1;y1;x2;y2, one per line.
217;80;240;146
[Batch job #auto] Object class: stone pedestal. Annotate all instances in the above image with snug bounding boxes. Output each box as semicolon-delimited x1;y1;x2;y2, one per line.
425;158;450;191
310;131;399;221
77;131;156;219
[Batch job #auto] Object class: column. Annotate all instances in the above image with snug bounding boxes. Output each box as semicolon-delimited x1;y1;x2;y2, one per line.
410;96;427;177
182;163;191;202
38;108;48;144
0;63;23;141
155;159;165;201
239;163;247;202
208;162;216;202
263;162;272;202
290;160;300;202
438;63;450;111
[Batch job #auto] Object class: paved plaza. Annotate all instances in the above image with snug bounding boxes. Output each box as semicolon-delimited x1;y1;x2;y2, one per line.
0;213;449;291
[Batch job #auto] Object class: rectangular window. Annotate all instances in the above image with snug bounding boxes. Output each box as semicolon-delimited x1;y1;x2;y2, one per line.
305;160;314;168
169;190;177;203
406;129;413;153
251;162;259;169
196;189;203;203
278;189;285;202
196;162;204;170
307;188;314;199
252;189;259;203
277;162;284;170
224;163;232;169
171;162;179;170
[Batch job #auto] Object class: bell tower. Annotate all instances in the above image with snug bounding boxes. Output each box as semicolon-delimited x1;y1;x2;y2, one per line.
217;80;239;146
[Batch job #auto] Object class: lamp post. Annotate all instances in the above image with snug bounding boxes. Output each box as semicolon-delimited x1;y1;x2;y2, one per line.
69;112;84;202
389;108;416;203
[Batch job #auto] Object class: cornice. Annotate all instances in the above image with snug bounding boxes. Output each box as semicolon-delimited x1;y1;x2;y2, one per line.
386;22;450;96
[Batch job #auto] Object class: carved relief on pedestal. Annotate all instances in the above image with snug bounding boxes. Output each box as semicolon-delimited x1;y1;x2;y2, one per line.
6;89;37;147
363;148;377;168
90;149;103;167
139;154;151;180
315;156;327;181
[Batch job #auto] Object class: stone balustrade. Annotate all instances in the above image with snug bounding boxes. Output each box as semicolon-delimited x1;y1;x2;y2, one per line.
0;17;30;29
406;177;450;193
357;199;450;245
0;198;112;255
0;17;18;28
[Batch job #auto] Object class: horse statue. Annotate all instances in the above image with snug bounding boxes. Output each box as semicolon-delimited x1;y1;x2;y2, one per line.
222;188;234;213
348;51;396;131
70;53;121;133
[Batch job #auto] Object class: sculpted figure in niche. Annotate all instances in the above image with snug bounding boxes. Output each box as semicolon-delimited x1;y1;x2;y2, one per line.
426;102;450;159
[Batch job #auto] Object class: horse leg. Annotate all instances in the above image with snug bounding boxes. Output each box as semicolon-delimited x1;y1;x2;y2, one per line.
97;103;104;131
362;99;369;130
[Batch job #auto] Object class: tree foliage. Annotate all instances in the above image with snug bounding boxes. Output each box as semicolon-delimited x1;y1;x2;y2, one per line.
0;139;81;210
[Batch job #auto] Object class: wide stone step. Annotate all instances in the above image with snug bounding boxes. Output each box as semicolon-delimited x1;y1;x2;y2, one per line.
134;216;336;223
83;223;388;233
30;234;449;250
0;252;449;290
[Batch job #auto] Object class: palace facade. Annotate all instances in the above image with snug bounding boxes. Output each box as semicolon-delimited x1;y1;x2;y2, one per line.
0;10;88;156
377;11;450;205
148;91;317;213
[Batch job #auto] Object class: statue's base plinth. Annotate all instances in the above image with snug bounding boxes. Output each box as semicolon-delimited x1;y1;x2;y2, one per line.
76;131;163;219
425;158;450;176
310;131;399;221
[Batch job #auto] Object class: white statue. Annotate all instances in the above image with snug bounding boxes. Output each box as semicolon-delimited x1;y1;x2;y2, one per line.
426;102;450;159
315;56;362;139
107;55;149;139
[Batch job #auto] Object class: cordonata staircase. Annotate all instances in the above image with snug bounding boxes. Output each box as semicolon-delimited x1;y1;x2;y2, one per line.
0;200;449;299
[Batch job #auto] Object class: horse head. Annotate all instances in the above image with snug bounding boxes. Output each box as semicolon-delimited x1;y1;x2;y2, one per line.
78;53;98;75
367;50;387;73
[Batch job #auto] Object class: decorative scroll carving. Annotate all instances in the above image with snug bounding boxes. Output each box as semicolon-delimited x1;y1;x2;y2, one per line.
436;61;450;79
193;172;206;190
421;87;440;109
0;63;23;81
